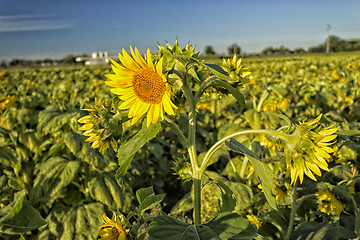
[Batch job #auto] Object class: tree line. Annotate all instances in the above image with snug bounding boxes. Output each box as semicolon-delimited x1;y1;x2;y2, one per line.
204;35;360;57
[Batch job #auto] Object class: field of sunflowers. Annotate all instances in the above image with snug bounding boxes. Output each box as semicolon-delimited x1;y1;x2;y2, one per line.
1;46;360;240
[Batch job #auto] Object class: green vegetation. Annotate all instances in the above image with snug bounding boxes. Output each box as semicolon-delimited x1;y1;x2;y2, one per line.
1;51;360;239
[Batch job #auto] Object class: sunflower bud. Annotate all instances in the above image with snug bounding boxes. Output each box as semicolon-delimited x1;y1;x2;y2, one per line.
221;54;251;84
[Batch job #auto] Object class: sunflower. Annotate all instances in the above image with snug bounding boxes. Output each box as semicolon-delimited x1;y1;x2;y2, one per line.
78;98;119;154
317;191;344;216
105;47;177;127
246;215;261;229
98;213;128;240
285;114;338;184
275;186;286;204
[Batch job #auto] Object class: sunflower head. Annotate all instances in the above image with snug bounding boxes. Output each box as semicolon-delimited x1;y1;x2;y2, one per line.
221;54;251;84
78;98;123;154
261;96;290;112
105;46;177;127
246;215;261;229
317;190;344;216
98;212;129;240
0;96;16;113
275;186;286;204
285;114;339;185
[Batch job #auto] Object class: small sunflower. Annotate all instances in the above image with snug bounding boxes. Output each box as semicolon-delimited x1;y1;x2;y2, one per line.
105;46;177;127
317;191;344;216
275;186;286;204
246;215;261;229
98;213;128;240
78;98;120;154
285;114;338;184
261;97;290;112
0;96;16;113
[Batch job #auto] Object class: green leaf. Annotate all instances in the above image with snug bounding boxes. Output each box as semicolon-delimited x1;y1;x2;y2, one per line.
206;212;258;240
225;138;261;161
225;138;277;210
116;121;160;183
63;131;83;156
136;186;155;204
37;107;79;135
149;213;257;240
292;222;357;240
139;194;166;214
215;181;236;213
88;173;133;212
0;191;46;235
204;63;233;82
0;190;26;224
148;215;219;240
58;203;104;240
29;157;81;207
213;79;245;106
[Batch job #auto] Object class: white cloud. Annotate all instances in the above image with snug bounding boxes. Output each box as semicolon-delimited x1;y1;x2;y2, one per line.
0;14;73;32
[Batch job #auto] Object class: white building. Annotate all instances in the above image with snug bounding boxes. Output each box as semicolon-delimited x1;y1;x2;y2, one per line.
75;51;110;65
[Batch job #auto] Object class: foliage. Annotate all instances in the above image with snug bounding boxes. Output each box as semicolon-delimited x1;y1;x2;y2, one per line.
1;46;360;240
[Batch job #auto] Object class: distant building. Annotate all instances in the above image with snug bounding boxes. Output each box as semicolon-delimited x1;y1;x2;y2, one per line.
76;51;110;65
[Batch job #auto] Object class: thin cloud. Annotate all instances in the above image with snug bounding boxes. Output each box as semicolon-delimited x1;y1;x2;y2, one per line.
0;14;73;32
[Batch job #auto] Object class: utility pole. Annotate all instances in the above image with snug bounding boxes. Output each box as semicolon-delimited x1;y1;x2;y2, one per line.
326;24;331;54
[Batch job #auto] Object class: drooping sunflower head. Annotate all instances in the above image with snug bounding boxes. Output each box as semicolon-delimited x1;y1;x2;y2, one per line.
105;46;177;127
317;190;344;216
78;98;122;154
98;213;128;240
285;114;339;185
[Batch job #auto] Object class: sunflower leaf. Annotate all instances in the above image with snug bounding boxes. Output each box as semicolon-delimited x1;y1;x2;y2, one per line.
225;138;277;210
116;121;160;185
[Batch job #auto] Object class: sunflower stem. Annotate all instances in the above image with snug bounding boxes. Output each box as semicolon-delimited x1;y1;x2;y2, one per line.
285;183;298;240
177;70;202;225
199;129;293;175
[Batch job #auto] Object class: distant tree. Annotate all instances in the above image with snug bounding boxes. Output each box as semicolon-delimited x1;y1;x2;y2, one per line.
61;54;76;65
261;47;275;56
9;59;21;66
204;45;216;55
0;61;7;68
227;44;241;55
294;48;306;54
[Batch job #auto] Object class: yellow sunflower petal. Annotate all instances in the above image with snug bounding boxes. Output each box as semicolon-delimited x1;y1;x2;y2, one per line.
314;147;331;159
319;134;337;143
119;49;140;71
146;49;155;70
131;46;148;69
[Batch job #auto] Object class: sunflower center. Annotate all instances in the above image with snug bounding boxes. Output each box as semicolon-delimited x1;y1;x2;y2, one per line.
132;69;166;104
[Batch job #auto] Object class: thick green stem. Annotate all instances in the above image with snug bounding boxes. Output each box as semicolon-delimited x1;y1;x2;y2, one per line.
285;183;298;240
176;72;202;225
200;129;294;174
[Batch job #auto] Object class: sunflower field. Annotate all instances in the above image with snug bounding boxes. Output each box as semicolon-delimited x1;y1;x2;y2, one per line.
1;42;360;240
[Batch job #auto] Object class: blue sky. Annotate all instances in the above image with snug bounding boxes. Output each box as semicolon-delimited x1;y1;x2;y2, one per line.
1;0;359;60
